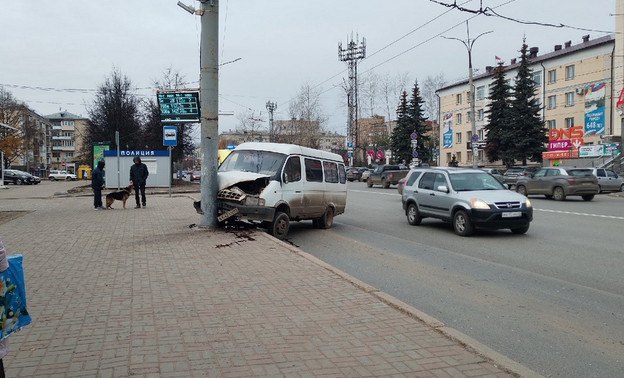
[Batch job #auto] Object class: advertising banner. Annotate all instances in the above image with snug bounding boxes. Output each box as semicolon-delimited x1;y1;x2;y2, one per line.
442;113;453;148
584;82;605;135
578;145;603;157
548;140;571;151
93;144;109;169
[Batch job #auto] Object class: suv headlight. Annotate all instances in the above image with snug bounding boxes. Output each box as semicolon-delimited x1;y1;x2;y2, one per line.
525;199;532;208
470;199;490;209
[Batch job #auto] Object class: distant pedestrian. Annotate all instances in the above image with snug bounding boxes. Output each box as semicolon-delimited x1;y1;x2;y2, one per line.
91;160;106;210
129;156;149;209
0;239;10;377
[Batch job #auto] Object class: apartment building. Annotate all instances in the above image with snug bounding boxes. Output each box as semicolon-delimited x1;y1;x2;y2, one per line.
45;110;88;173
0;105;51;174
437;32;620;167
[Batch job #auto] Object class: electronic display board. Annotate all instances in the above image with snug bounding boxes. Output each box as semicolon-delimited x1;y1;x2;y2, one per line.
157;91;200;123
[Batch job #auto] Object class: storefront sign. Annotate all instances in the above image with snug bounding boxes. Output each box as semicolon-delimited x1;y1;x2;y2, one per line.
548;140;571;151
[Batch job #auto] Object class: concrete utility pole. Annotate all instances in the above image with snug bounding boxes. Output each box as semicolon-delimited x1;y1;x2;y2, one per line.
443;22;491;169
199;0;219;228
339;34;366;166
266;101;277;142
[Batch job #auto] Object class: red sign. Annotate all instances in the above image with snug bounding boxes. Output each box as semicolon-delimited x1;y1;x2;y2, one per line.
548;140;570;151
543;150;579;159
61;162;66;167
548;126;583;141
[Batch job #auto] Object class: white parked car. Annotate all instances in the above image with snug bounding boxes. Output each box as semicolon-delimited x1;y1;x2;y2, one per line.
49;170;77;181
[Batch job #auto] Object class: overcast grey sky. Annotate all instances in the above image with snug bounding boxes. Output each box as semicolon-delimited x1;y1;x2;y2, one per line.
0;0;616;139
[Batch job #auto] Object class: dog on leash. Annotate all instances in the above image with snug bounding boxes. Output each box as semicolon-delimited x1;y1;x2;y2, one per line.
105;185;134;209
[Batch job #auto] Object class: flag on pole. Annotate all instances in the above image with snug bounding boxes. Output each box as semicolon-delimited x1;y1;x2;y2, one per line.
495;56;501;61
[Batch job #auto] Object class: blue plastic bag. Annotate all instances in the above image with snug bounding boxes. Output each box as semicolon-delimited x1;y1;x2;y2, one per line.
0;255;32;340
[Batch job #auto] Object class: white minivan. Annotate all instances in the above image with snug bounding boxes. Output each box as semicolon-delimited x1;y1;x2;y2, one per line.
216;142;347;239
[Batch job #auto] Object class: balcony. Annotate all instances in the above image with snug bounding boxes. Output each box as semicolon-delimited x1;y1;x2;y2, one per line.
52;146;75;151
52;136;72;141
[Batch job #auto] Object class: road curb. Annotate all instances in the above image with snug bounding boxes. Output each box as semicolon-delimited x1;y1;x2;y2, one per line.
260;231;543;378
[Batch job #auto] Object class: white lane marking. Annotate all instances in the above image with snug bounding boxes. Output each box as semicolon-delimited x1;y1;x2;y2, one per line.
534;208;624;220
350;189;398;196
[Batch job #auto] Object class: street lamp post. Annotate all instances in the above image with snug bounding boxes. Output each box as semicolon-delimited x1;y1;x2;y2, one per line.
443;22;491;169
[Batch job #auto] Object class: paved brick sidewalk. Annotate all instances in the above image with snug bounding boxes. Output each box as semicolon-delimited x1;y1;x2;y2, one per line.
0;192;539;377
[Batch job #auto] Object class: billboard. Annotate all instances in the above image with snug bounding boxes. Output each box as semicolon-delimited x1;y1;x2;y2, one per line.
93;144;109;169
584;82;605;136
442;113;453;148
157;91;200;123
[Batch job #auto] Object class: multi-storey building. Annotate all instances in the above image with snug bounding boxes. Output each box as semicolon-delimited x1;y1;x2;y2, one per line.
0;105;51;175
45;110;88;173
437;31;621;168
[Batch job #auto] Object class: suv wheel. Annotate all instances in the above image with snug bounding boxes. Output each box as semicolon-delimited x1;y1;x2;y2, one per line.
16;178;23;185
552;186;566;201
49;177;56;181
453;210;474;236
516;185;527;196
406;203;422;225
366;179;373;188
65;176;71;181
582;194;594;201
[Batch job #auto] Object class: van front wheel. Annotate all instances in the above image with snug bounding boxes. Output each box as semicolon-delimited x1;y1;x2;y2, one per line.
318;207;334;229
269;212;290;240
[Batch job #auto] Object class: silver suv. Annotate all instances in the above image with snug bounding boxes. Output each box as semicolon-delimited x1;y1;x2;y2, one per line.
401;167;533;236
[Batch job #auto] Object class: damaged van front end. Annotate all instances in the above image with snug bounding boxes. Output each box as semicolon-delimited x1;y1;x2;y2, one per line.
216;171;277;223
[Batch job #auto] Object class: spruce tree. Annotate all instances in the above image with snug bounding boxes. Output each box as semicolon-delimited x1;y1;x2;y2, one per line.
484;61;514;166
511;41;547;165
408;81;431;163
391;81;430;165
391;90;411;164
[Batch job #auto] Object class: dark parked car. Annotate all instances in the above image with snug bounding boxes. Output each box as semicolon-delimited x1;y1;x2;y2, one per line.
481;168;505;184
2;169;40;185
346;167;367;182
515;167;599;201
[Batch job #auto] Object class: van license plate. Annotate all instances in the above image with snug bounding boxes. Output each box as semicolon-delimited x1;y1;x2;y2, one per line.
217;208;239;222
502;211;521;218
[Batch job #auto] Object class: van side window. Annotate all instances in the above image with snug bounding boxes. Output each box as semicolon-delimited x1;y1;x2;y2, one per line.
323;161;338;183
283;156;301;183
304;158;323;182
419;172;435;190
338;164;346;184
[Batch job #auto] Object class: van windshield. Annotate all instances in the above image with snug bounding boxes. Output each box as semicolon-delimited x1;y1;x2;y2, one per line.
218;150;287;178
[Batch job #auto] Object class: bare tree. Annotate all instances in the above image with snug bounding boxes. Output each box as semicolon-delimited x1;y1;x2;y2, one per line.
381;73;410;122
284;83;326;149
235;109;265;141
359;71;380;117
421;73;446;122
0;88;25;168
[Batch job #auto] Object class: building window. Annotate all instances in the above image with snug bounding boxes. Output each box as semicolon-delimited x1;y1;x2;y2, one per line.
467;131;472;141
565;65;575;80
478;129;484;140
547;120;556;129
456;113;462;124
477;109;484;121
565;92;574;106
467;111;472;122
476;86;485;100
447;153;452;163
532;71;542;85
456;132;462;144
456;152;462;162
548;69;556;84
548;95;557;109
565;117;574;128
456;93;462;104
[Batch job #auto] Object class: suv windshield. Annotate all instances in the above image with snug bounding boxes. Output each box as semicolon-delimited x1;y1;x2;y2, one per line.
218;150;287;179
449;172;504;191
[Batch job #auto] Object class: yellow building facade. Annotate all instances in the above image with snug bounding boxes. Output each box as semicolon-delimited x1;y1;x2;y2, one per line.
438;32;621;168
